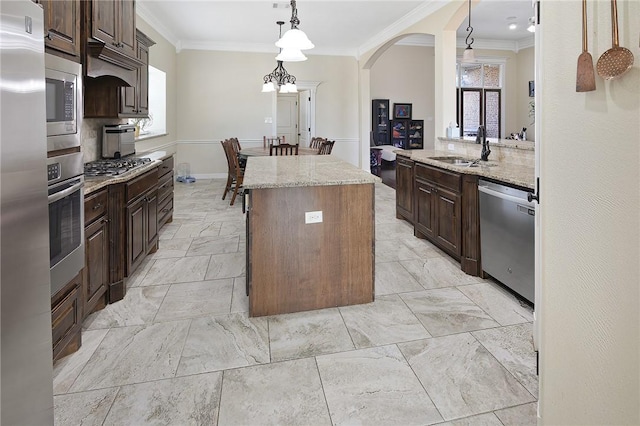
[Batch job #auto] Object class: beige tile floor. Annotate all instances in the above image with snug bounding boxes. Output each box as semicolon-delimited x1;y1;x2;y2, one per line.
53;179;538;425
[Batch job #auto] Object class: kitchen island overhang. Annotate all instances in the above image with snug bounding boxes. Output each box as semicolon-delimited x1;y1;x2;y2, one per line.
243;156;380;317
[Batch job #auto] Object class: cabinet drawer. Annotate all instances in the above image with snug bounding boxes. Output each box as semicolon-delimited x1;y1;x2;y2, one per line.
51;272;81;359
84;188;108;225
159;156;174;178
397;157;414;168
157;171;174;203
415;163;461;193
126;168;158;203
158;195;173;226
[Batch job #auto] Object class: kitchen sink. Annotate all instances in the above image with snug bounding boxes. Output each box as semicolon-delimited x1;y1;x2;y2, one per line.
428;156;497;167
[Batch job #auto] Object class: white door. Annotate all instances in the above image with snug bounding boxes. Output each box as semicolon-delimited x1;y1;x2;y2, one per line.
277;94;298;144
298;90;311;147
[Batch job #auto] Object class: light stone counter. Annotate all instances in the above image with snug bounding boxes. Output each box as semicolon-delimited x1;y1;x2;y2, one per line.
396;149;535;190
438;136;535;151
243;156;380;190
84;151;173;195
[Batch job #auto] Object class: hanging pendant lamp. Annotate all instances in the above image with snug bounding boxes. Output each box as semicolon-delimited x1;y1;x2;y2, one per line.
275;0;314;51
462;0;475;63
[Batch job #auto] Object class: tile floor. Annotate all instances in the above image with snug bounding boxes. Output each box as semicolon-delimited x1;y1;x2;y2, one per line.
53;179;538;425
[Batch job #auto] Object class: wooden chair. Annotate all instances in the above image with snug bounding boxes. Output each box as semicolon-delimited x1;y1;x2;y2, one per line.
263;135;285;148
221;139;244;206
318;140;335;155
229;137;246;169
269;143;299;156
309;137;327;150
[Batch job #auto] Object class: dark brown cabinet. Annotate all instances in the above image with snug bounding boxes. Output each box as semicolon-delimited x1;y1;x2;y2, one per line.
51;271;82;362
84;29;155;118
120;31;155;117
414;163;462;258
89;0;136;59
396;157;414;224
35;0;81;59
157;156;175;228
83;188;110;319
125;168;159;276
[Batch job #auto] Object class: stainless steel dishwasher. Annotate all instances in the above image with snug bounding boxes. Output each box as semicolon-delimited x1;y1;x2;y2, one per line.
478;179;535;303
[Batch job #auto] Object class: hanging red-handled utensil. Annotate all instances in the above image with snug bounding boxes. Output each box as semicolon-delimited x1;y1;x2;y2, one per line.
576;0;596;92
596;0;634;80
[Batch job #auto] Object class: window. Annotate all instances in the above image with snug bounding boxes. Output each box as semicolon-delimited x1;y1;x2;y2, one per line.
456;62;503;138
130;65;166;138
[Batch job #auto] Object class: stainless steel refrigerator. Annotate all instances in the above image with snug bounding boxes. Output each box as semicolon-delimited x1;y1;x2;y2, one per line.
1;1;54;424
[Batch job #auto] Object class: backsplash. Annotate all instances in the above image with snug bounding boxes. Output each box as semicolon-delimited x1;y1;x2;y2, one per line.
436;137;534;167
81;118;126;163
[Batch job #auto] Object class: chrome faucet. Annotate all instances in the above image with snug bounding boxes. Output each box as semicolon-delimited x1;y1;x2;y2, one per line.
476;125;491;161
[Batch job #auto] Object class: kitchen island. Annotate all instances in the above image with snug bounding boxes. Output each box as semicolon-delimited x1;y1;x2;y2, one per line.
243;156;379;317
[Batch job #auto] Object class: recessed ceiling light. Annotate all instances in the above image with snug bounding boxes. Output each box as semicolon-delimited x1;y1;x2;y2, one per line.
509;23;517;30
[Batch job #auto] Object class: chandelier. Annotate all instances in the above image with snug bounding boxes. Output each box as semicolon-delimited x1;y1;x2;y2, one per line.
262;21;297;93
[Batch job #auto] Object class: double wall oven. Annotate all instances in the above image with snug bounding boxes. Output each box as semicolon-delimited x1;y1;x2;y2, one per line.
45;53;84;296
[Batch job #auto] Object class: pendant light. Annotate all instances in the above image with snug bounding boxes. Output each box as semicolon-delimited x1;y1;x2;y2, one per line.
462;0;475;63
275;0;314;51
262;21;298;93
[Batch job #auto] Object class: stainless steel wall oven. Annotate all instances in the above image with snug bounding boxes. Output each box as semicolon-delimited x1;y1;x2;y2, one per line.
47;153;84;295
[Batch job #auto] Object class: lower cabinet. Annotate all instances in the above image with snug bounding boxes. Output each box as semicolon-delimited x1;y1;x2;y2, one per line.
395;157;414;223
83;188;109;319
51;271;82;362
414;163;462;258
125;168;159;276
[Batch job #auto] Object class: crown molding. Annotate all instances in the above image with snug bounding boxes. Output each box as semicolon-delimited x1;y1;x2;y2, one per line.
177;40;356;57
396;34;436;47
357;0;448;59
136;3;179;48
516;36;535;51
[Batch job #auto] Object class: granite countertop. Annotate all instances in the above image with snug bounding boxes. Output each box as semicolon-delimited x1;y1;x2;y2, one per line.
438;136;535;151
243;156;380;189
396;149;535;190
84;151;173;195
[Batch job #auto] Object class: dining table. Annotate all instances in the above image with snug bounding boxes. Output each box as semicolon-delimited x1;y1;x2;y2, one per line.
238;146;319;158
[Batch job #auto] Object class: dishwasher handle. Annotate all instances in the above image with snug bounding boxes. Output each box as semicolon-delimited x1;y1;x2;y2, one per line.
478;184;535;208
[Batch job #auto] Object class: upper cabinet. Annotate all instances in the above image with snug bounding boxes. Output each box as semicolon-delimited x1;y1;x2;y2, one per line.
35;0;81;60
83;0;143;86
90;0;136;59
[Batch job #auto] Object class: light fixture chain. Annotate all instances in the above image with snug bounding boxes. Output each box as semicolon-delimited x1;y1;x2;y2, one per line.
465;0;474;48
289;0;300;29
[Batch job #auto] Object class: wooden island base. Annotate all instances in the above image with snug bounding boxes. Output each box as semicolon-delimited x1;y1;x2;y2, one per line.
247;183;375;317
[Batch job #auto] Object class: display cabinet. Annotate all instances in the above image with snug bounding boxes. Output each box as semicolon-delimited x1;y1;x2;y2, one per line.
371;99;390;146
391;119;424;150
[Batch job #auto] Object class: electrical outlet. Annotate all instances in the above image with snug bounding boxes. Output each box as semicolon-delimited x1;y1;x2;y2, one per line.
305;211;322;224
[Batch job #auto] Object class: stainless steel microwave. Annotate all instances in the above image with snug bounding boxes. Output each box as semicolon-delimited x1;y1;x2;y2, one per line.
45;53;82;152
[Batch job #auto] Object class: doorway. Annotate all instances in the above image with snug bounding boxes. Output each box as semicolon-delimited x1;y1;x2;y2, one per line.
277;94;298;144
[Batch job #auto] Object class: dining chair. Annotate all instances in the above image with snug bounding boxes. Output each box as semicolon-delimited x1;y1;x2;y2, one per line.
318;140;335;155
309;137;327;150
221;139;244;206
269;143;299;156
263;136;284;148
229;137;246;169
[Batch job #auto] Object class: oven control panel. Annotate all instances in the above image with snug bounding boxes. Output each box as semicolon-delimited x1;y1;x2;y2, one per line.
47;163;61;182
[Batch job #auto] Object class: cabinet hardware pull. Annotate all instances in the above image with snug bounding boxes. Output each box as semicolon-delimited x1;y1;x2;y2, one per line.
161;208;169;213
45;32;52;40
92;203;102;210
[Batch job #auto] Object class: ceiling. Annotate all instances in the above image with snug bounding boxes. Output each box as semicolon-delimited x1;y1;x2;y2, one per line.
137;0;535;56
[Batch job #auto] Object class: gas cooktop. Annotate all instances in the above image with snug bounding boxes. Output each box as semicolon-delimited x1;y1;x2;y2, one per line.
84;157;153;177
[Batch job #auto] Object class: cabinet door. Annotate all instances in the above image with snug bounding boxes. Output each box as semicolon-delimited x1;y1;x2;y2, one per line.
145;190;158;253
435;186;462;257
415;180;436;240
84;217;109;317
91;0;118;47
136;43;150;115
41;0;80;58
117;0;137;58
126;196;146;275
395;158;414;223
120;85;137;115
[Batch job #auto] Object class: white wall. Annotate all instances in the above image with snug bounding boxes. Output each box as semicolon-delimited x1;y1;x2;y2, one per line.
538;0;639;424
176;50;359;177
370;45;436;149
516;47;535;141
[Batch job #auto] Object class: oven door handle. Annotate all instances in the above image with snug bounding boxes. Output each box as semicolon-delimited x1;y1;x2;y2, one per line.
48;181;83;204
